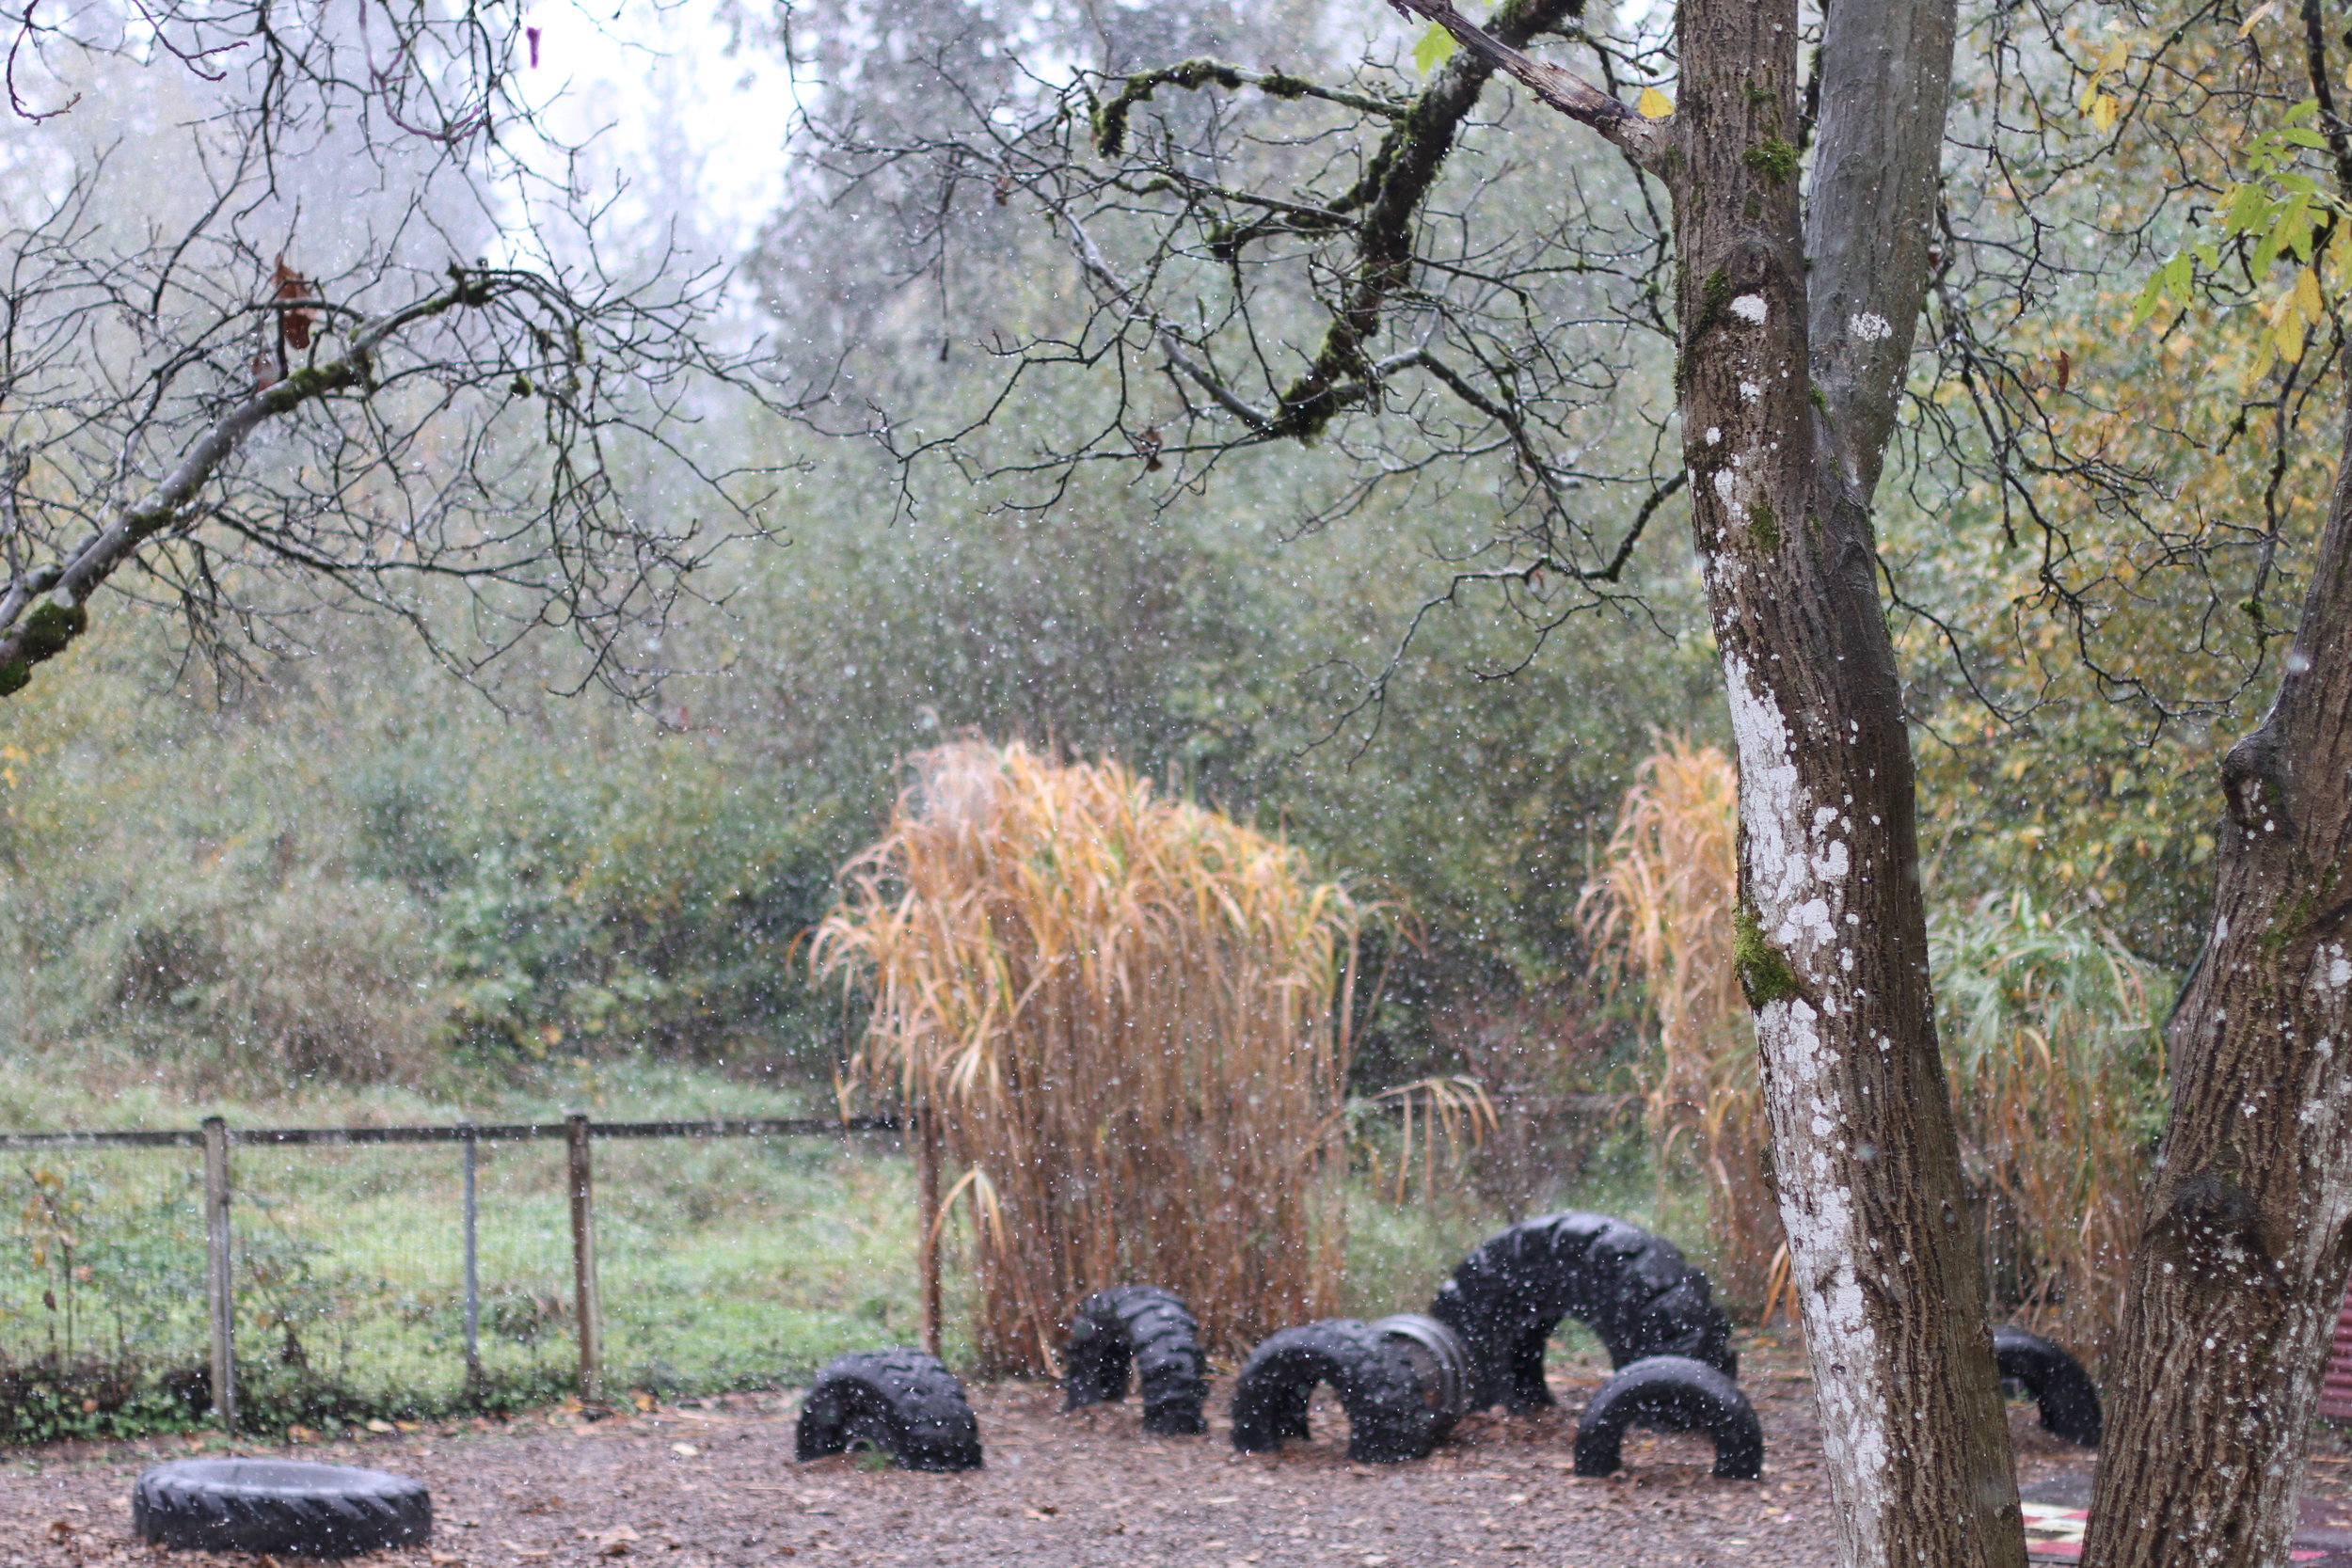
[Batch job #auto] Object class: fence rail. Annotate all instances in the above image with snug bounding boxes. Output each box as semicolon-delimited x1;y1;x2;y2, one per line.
0;1112;900;1432
0;1116;898;1150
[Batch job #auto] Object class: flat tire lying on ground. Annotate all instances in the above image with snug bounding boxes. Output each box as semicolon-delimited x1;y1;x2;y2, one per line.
1571;1354;1764;1481
796;1349;984;1472
132;1459;431;1556
1367;1313;1476;1443
1061;1285;1210;1435
1229;1319;1438;1464
1992;1324;2102;1447
1429;1211;1737;1411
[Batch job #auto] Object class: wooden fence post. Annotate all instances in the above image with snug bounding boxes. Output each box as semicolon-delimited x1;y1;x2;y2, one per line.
201;1116;235;1430
915;1102;943;1358
462;1125;483;1399
566;1113;600;1402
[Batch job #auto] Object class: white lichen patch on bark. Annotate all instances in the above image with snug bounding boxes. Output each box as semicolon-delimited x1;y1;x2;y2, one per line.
1723;652;1849;975
1730;293;1769;324
1723;649;1891;1568
1761;993;1892;1568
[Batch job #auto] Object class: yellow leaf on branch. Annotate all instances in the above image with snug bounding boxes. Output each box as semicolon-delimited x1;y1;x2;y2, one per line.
2244;333;2278;392
1637;87;1675;119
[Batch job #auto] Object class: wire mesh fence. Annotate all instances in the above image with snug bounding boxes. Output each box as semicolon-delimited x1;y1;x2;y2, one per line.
0;1116;918;1440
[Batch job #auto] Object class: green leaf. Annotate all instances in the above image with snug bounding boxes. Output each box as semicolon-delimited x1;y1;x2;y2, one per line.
2253;222;2284;276
2130;269;2165;325
1413;24;1457;73
2223;182;2269;235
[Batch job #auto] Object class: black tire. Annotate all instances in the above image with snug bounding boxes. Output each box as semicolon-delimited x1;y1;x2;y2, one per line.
1062;1285;1210;1436
132;1459;431;1557
1571;1354;1764;1481
1429;1211;1737;1412
795;1349;983;1472
1228;1319;1438;1464
1367;1314;1475;1443
1993;1324;2102;1447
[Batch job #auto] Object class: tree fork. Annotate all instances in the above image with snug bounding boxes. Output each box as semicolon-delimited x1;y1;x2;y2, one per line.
2082;392;2352;1568
1672;0;2020;1562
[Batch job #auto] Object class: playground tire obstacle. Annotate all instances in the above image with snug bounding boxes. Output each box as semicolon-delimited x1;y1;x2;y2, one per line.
1366;1312;1477;1444
133;1459;432;1556
796;1349;984;1472
1228;1319;1443;1463
1570;1354;1765;1480
1061;1285;1212;1435
1992;1324;2103;1447
1430;1211;1737;1412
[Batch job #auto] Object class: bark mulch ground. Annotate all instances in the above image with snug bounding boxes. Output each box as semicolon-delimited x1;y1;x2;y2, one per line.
2;1342;2330;1568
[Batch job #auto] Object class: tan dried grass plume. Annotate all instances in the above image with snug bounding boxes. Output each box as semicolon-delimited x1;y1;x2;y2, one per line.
812;739;1364;1372
1579;737;1781;1315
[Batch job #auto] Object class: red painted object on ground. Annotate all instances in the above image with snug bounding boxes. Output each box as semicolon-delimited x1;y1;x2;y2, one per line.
2322;1283;2352;1421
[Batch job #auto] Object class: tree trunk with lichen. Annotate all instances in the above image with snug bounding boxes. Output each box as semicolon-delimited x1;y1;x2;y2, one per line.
2080;402;2352;1568
1389;0;2023;1559
1669;1;2022;1563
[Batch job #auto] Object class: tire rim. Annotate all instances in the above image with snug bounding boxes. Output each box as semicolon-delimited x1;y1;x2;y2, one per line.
1369;1313;1474;1427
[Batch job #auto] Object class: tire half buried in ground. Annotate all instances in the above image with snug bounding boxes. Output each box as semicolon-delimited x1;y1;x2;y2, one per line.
1993;1324;2102;1447
1430;1211;1736;1411
796;1349;984;1471
1367;1313;1475;1444
1061;1285;1210;1435
1229;1319;1438;1464
132;1459;431;1556
1572;1355;1764;1481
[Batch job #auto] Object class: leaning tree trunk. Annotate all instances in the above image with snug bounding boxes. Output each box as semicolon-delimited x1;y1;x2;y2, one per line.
1672;1;2022;1564
2081;392;2352;1568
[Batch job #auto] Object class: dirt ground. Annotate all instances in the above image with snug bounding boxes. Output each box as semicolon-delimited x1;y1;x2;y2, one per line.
5;1344;2349;1568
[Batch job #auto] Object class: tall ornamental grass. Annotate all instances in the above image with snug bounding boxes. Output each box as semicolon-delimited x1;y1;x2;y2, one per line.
813;740;1363;1372
1578;739;1779;1315
1584;741;2165;1361
1931;892;2164;1369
